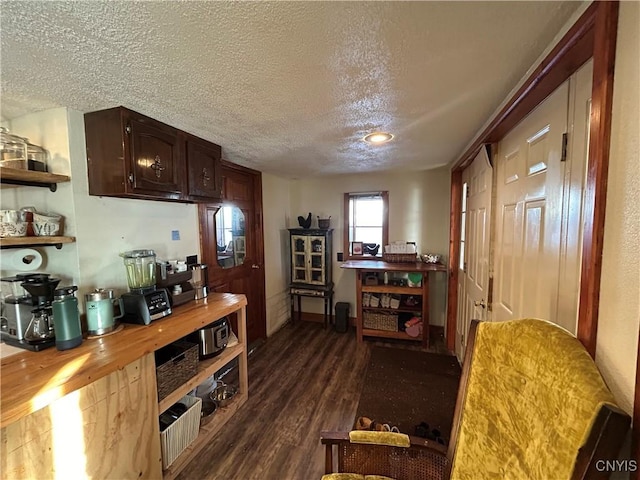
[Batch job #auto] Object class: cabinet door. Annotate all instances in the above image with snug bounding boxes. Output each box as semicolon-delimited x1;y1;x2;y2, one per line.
186;136;222;199
308;235;326;285
291;235;310;283
127;115;183;196
291;234;327;285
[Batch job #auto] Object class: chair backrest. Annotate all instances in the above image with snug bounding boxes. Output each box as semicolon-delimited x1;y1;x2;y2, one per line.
448;319;630;480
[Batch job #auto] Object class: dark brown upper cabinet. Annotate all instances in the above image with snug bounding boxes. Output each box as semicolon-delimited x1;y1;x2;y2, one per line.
84;106;222;202
185;134;222;201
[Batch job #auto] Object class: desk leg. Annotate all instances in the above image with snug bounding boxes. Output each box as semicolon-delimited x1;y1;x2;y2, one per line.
329;292;334;326
297;295;302;323
323;297;328;329
290;293;295;324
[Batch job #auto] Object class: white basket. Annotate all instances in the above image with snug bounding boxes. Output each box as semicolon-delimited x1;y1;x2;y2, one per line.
160;395;202;469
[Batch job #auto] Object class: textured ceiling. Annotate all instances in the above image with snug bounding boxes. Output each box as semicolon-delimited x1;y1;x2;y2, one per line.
0;1;582;178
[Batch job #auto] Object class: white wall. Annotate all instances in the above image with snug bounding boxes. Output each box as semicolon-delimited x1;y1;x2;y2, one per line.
596;0;640;415
262;172;292;335
289;168;451;326
0;108;201;311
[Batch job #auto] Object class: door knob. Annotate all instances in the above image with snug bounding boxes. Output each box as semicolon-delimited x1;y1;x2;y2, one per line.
252;264;260;269
474;300;486;308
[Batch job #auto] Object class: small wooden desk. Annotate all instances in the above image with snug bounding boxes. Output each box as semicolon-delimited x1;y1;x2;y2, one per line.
341;260;447;347
290;284;334;328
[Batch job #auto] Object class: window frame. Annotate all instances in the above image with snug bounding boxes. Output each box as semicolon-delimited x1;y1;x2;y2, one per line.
342;191;389;261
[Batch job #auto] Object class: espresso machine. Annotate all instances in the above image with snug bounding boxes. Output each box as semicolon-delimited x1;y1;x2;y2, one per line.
120;250;172;325
1;274;59;351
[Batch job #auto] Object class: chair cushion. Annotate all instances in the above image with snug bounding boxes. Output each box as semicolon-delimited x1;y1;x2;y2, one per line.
349;431;411;447
451;319;618;479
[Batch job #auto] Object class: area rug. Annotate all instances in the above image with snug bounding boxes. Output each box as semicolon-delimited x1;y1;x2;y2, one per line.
354;346;461;442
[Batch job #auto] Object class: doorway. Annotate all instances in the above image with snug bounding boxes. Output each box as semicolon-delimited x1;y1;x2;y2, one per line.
456;145;492;361
199;162;267;346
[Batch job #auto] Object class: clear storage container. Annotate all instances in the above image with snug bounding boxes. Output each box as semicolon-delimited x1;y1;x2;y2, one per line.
0;127;28;169
21;138;49;172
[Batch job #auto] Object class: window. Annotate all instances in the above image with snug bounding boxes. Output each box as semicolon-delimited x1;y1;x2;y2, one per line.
459;182;468;270
343;191;389;259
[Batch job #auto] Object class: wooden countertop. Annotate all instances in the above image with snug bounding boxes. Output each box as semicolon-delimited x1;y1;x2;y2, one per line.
340;260;447;272
0;292;247;429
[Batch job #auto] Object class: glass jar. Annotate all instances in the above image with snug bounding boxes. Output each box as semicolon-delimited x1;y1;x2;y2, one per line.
0;127;28;169
21;138;49;172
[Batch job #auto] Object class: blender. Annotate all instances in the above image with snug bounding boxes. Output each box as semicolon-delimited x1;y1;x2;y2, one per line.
120;250;171;325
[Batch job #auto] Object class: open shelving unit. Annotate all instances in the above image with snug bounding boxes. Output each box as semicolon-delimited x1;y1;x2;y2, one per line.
0;235;76;249
0;167;76;249
0;167;70;191
160;305;249;480
341;260;447;348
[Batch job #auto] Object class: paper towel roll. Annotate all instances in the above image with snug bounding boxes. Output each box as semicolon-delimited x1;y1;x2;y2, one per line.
10;248;43;272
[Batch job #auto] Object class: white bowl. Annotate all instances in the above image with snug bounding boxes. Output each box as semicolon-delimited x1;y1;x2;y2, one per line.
421;253;442;264
33;221;61;236
0;221;28;237
33;212;62;223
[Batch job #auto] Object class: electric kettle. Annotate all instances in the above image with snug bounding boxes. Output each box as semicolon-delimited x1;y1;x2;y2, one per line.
85;288;124;335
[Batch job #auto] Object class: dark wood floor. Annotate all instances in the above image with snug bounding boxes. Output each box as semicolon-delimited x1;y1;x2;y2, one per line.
177;320;448;479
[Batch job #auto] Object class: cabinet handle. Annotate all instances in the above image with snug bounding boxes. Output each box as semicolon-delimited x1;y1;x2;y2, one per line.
150;155;165;178
202;168;210;186
125;125;131;134
128;173;134;183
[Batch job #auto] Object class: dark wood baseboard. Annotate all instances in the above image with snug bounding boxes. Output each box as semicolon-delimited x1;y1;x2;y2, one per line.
295;312;445;340
296;311;355;326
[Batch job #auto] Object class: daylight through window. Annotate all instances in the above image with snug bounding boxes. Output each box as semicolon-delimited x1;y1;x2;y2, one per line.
344;191;389;258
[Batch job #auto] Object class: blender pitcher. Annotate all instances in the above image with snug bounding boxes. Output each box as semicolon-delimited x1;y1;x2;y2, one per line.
120;250;157;290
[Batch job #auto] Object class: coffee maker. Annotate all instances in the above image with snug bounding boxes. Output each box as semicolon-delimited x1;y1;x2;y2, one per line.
120;250;172;325
1;274;59;351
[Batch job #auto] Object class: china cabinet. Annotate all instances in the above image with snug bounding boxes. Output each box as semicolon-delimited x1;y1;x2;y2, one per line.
289;228;333;327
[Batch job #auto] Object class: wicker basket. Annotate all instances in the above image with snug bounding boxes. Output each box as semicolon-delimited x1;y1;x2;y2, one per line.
382;252;417;263
160;395;202;469
155;340;199;401
363;311;399;331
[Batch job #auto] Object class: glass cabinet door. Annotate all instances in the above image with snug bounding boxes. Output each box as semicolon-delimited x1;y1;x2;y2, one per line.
291;234;326;285
309;235;325;285
292;235;310;283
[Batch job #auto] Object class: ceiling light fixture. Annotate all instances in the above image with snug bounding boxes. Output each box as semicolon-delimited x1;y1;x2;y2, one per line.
363;132;394;144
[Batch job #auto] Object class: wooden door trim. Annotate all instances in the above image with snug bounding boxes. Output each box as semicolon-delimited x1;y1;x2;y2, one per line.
446;169;462;348
446;1;619;356
576;0;619;358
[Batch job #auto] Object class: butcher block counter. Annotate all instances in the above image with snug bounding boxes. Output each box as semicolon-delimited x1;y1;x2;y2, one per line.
1;292;248;479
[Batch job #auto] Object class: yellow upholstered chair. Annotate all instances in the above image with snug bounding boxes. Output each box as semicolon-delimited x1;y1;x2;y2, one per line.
321;319;630;480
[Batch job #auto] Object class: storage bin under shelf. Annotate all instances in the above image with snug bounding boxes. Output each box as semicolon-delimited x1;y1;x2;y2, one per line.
158;342;245;414
160;395;202;469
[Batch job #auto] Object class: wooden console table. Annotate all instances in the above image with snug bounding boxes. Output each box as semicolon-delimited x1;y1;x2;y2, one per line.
341;260;447;347
290;285;334;328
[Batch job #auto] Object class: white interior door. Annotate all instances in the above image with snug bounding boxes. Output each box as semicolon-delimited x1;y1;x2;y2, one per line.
494;81;569;326
557;60;593;333
456;146;492;361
